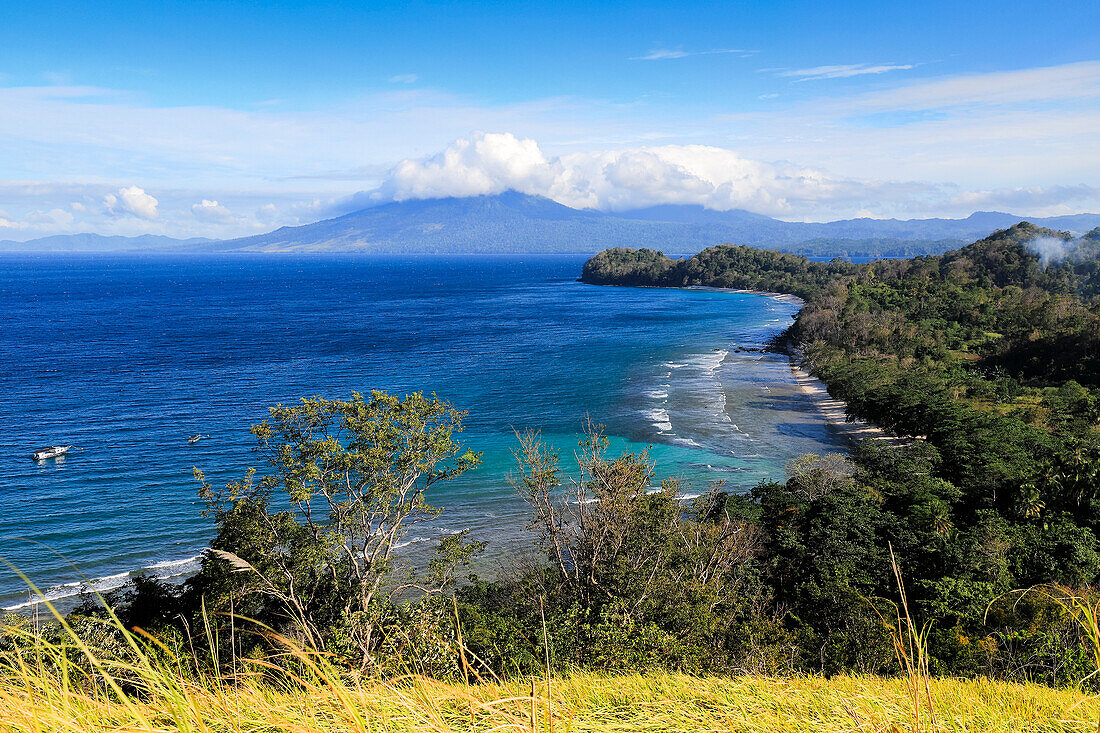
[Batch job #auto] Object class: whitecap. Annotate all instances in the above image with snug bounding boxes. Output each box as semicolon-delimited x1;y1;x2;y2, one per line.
4;571;133;612
640;407;672;433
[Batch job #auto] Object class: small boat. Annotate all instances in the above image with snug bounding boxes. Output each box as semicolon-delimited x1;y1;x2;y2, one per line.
32;446;71;461
187;434;208;445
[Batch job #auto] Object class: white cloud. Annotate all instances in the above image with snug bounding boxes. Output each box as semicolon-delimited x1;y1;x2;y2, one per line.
190;199;235;223
389;73;419;84
104;185;158;219
0;206;76;236
379;132;940;217
26;208;74;226
375;132;1100;220
0;60;1098;236
635;49;691;60
382;133;559;201
838;61;1100;111
777;63;914;81
946;185;1100;217
632;48;755;61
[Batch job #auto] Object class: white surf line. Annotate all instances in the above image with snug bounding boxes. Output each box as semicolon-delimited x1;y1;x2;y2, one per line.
2;554;205;612
685;284;911;448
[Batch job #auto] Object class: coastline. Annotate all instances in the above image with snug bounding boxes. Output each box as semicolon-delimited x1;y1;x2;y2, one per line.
581;280;805;308
681;284;805;307
11;277;881;614
792;360;902;442
788;361;908;447
675;283;902;447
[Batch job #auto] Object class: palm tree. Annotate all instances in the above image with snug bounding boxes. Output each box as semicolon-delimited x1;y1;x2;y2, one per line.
1012;482;1045;520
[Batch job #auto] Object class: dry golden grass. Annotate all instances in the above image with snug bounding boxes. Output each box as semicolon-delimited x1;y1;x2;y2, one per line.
1;571;1094;733
0;665;1095;733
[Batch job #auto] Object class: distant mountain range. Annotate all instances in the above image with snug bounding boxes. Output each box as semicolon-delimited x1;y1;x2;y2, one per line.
5;192;1100;257
0;233;215;252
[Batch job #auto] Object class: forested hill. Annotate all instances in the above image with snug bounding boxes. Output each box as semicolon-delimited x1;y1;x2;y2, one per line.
583;222;1100;647
582;221;1100;301
581;243;861;300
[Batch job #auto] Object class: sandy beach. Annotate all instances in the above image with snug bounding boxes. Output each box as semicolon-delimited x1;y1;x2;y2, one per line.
629;282;904;448
683;285;805;307
788;361;912;447
686;284;905;446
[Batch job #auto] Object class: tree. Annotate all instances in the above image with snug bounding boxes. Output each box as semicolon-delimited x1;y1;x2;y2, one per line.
510;423;762;669
189;391;482;669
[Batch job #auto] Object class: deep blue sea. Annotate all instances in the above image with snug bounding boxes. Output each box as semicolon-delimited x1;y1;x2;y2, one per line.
0;254;848;611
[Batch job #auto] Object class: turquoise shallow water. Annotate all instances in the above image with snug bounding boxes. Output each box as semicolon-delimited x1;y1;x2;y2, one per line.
0;254;846;610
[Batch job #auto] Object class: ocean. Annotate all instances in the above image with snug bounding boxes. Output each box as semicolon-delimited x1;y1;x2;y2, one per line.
0;254;848;610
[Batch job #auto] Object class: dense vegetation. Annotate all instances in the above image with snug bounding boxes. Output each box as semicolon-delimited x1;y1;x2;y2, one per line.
578;222;1100;679
7;222;1100;713
581;245;861;299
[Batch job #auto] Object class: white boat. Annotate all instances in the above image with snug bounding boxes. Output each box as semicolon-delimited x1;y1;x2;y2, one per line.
32;446;71;461
187;434;208;444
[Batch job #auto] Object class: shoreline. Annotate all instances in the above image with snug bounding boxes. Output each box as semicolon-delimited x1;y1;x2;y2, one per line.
787;359;909;447
681;284;904;447
645;282;901;447
581;280;806;308
10;282;878;615
681;284;805;307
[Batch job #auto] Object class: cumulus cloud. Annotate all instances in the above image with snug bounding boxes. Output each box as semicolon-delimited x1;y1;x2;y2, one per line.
777;63;914;81
382;133;559;201
104;185;158;219
378;132;920;217
0;207;76;234
948;185;1100;215
26;208;75;227
190;199;235;223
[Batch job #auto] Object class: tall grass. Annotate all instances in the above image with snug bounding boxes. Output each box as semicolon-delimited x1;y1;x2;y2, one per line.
0;555;1095;733
886;543;936;733
0;599;1097;732
994;585;1100;733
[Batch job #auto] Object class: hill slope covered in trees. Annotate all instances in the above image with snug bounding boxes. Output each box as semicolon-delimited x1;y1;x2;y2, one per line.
579;223;1100;677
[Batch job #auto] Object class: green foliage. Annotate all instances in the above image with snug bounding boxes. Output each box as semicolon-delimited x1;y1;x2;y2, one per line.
582;244;860;300
184;391;482;670
574;223;1100;684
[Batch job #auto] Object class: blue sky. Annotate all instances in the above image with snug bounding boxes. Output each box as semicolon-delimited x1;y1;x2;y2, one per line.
1;0;1098;238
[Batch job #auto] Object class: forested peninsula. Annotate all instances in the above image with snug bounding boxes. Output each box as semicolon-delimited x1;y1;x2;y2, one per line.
581;222;1100;674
